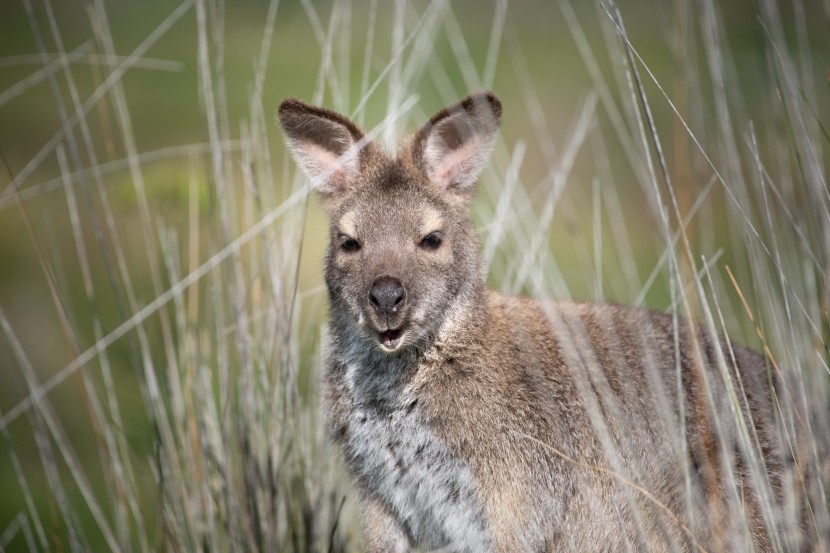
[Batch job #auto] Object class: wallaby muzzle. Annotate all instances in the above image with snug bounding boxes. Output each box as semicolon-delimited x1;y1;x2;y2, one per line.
365;273;409;350
369;276;406;318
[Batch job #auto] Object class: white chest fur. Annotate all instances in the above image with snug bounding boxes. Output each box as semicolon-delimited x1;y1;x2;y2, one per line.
341;364;491;551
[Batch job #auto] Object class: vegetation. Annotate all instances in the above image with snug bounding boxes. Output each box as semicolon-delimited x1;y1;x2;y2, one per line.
0;0;827;550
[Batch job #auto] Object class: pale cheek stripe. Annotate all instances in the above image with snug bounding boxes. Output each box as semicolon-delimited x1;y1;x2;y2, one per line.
421;208;444;234
339;211;357;237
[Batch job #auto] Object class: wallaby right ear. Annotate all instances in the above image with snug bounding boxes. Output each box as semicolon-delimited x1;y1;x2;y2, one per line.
406;92;501;206
277;98;365;198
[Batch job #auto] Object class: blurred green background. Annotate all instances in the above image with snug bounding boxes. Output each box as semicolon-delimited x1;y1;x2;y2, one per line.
0;0;827;550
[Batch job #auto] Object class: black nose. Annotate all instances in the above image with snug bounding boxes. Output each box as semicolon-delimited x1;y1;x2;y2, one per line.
369;276;406;316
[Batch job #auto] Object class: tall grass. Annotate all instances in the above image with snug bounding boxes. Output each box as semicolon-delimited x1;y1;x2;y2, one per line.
0;0;827;551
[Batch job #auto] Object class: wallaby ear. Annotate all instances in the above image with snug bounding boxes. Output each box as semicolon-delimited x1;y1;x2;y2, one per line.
277;98;366;198
408;92;501;203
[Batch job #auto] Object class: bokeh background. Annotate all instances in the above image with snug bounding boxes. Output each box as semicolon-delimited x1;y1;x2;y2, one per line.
0;0;828;551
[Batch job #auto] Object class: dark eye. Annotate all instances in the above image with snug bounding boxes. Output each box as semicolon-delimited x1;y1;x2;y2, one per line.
340;236;361;253
420;232;443;250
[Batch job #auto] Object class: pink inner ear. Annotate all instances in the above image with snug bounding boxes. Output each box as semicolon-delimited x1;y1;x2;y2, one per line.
427;141;478;188
300;141;351;191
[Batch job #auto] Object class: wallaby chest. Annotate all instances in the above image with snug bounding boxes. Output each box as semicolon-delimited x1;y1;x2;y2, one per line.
335;362;491;551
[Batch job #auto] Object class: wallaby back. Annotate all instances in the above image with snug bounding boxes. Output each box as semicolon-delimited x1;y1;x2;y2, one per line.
278;93;825;552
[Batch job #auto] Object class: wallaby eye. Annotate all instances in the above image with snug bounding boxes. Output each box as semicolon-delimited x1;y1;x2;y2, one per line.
420;232;443;250
339;236;361;253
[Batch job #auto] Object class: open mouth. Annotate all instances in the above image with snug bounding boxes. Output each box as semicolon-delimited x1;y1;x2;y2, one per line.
378;328;404;350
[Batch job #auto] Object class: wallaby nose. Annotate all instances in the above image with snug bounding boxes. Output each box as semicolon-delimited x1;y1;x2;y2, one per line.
369;276;406;316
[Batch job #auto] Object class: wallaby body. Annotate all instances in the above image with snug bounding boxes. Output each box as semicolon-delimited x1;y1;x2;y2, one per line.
278;93;821;552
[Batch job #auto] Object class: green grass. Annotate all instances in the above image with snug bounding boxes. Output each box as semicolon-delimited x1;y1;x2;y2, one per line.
0;0;828;551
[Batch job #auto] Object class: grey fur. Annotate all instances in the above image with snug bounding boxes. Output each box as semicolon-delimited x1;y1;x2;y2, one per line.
278;93;825;552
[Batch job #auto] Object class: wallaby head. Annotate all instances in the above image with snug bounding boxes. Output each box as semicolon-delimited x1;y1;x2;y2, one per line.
278;93;501;353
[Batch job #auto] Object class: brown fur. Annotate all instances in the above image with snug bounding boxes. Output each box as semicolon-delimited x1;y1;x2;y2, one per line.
278;92;823;552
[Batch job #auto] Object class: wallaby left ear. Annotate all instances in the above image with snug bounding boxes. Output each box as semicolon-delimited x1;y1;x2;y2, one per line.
407;92;501;202
277;97;366;200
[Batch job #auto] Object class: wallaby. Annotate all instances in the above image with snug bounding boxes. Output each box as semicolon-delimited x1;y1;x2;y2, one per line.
278;93;824;552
